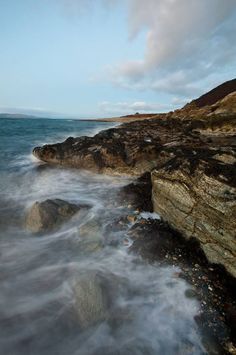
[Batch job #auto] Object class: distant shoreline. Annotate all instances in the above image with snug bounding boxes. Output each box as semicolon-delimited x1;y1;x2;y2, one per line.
0;113;159;123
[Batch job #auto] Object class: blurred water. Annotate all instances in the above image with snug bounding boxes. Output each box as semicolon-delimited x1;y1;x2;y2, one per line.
0;117;205;355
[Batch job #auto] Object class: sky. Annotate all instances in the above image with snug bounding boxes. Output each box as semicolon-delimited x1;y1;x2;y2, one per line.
0;0;235;118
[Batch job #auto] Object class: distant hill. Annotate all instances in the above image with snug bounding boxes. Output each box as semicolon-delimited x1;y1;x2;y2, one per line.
0;113;38;119
190;78;236;108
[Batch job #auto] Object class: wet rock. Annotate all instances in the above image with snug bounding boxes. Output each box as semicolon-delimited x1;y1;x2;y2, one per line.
73;271;109;329
78;218;104;252
118;172;153;212
32;90;236;176
25;199;86;233
72;271;127;330
127;215;137;224
185;289;198;299
79;218;102;239
152;154;236;278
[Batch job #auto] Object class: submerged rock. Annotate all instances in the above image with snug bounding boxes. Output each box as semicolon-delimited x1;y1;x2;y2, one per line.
25;199;86;233
72;272;109;329
78;218;104;253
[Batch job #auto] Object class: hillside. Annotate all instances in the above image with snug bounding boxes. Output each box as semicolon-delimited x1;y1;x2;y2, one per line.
188;78;236;108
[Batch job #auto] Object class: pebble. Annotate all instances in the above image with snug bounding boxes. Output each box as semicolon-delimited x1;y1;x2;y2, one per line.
127;215;137;223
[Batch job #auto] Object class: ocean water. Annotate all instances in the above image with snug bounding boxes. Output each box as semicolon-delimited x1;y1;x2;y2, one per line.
0;117;205;355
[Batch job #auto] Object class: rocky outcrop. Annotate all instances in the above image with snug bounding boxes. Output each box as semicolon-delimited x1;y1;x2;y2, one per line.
25;199;85;233
33;90;236;175
32;118;182;175
32;83;236;277
152;151;236;278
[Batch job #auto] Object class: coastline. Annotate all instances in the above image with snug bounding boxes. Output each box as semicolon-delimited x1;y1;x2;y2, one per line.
78;113;160;123
118;173;236;353
31;83;236;352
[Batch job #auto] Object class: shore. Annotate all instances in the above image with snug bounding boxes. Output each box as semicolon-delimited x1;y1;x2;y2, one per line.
79;113;160;123
31;81;236;353
117;173;236;354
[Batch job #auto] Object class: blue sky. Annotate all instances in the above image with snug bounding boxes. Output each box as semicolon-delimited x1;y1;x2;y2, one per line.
0;0;235;118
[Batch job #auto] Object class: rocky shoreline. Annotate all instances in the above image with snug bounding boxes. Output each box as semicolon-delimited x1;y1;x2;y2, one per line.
32;81;236;352
117;175;236;354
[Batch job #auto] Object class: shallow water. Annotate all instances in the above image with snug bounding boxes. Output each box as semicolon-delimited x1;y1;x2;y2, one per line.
0;118;205;355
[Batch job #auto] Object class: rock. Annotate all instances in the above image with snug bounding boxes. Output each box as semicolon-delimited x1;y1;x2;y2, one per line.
127;215;137;224
31;82;236;278
33;89;236;176
25;199;85;233
79;218;102;239
185;289;197;299
73;271;109;329
72;271;128;329
77;218;104;253
152;153;236;278
118;172;153;212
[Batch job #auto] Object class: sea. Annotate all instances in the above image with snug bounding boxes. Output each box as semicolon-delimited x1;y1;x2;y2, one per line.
0;117;205;355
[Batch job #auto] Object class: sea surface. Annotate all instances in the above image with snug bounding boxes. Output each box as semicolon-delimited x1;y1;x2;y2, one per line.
0;117;205;355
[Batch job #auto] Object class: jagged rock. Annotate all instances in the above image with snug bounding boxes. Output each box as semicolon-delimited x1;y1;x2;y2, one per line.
25;199;85;233
151;154;236;278
33;91;236;176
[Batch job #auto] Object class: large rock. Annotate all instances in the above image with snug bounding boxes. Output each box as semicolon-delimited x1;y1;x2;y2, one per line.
152;152;236;278
72;271;130;329
73;272;109;329
25;199;82;233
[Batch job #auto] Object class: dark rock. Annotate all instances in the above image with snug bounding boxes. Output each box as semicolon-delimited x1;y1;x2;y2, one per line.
118;172;153;212
25;199;88;233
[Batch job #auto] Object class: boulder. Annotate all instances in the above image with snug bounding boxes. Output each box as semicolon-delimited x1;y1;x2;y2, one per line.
25;199;84;233
73;271;109;329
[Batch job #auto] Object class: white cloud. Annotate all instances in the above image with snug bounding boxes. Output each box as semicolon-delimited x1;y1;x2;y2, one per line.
60;0;236;97
111;0;236;96
99;100;168;115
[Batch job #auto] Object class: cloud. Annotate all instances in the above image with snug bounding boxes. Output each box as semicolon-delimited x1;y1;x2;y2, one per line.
99;100;169;115
59;0;236;98
111;0;236;96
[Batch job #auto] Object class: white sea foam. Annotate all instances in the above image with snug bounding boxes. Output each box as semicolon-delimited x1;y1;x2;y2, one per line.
139;212;161;220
